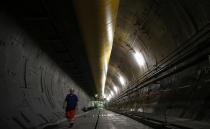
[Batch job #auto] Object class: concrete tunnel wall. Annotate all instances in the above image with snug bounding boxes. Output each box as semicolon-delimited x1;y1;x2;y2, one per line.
106;0;210;125
0;14;91;129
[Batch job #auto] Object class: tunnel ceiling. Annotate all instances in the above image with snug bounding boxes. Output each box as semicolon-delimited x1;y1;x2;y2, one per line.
104;0;210;99
2;0;209;99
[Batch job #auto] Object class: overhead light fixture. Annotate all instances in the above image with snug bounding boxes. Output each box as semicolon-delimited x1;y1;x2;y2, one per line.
134;51;145;66
119;75;125;85
103;94;107;98
113;86;118;93
110;91;114;96
95;94;98;98
106;95;111;101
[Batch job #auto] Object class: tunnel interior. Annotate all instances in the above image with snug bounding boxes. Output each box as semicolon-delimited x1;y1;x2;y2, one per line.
0;0;210;129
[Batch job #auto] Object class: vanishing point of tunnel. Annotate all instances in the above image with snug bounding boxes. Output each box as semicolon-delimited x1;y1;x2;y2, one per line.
0;0;210;129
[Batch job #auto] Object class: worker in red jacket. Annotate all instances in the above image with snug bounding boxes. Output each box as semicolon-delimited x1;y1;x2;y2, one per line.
63;88;78;128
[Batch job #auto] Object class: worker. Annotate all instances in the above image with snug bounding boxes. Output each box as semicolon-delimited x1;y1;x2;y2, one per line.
63;88;78;128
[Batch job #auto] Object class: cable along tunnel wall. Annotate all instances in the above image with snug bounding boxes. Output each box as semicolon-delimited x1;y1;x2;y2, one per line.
108;29;210;128
0;14;91;129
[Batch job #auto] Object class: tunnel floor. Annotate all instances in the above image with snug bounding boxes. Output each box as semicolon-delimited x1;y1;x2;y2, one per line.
45;110;153;129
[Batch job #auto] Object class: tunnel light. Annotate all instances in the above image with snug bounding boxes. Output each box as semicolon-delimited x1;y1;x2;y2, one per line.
106;95;111;101
107;97;110;101
119;75;125;85
103;94;107;98
134;51;145;66
113;86;118;93
130;108;135;111
137;108;143;112
106;94;112;101
95;94;98;98
110;91;114;96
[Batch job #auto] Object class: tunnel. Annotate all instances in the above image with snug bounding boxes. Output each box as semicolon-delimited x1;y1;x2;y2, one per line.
0;0;210;129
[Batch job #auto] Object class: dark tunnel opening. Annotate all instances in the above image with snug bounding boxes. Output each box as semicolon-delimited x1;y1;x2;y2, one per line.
0;0;210;129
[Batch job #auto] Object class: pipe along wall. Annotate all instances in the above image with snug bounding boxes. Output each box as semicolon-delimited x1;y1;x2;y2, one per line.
0;14;91;129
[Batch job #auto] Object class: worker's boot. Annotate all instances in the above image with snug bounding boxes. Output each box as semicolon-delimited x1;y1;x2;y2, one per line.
69;123;74;128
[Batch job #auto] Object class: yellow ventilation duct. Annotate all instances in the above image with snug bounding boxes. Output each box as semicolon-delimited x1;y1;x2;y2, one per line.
73;0;119;98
